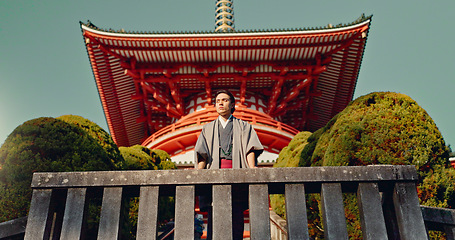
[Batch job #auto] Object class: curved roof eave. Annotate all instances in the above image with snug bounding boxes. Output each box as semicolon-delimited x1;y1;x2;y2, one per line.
80;15;371;39
80;15;372;147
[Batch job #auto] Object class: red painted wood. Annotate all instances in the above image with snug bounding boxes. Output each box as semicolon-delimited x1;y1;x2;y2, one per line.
81;19;371;154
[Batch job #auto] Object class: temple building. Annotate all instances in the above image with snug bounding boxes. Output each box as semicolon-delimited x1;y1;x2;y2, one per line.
80;2;371;167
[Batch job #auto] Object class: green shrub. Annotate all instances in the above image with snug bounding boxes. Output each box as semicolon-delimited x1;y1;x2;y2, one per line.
119;145;177;237
279;92;449;239
0;117;118;222
305;92;449;170
119;145;176;171
0;115;178;239
270;131;312;220
274;131;312;168
57;115;124;169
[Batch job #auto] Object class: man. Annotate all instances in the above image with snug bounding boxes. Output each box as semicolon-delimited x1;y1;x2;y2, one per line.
195;89;264;239
195;89;263;169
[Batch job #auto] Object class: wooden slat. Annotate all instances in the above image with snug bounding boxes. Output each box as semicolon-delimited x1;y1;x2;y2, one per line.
320;183;348;240
249;184;271;240
97;187;123;240
393;182;428;240
174;185;195;240
60;188;87;239
24;189;53;240
444;225;455;240
212;185;233;240
137;186;160;240
357;183;387;240
285;184;309;239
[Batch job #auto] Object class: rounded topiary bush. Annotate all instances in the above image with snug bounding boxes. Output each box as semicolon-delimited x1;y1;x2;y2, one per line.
119;145;176;171
302;92;449;170
57;115;124;169
274;131;312;168
294;92;450;239
0;117;120;222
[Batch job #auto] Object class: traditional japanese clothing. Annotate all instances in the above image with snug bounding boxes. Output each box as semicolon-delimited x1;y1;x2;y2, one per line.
194;116;264;169
194;115;263;240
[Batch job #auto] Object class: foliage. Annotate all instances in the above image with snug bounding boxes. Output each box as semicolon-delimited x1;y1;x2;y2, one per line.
0;114;178;239
270;131;311;220
120;145;159;170
419;165;455;208
276;92;450;239
119;145;176;171
0;117;118;222
301;92;449;171
419;166;455;239
270;194;286;219
299;120;337;167
57;115;125;169
119;145;177;237
300;92;450;237
0;181;31;221
274;131;312;168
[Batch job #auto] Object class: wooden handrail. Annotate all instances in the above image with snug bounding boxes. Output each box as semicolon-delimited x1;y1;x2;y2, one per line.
421;206;455;239
0;217;27;239
269;210;287;240
23;165;430;239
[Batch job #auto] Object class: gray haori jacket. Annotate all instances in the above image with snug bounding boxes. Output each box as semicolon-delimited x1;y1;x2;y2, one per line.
194;116;264;169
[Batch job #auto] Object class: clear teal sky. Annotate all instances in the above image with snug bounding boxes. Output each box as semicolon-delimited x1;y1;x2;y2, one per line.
1;1;454;148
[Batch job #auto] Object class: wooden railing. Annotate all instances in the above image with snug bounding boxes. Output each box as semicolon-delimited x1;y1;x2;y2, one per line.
0;216;27;240
268;206;455;240
421;206;455;239
142;106;299;147
12;165;439;239
269;211;287;240
7;206;455;239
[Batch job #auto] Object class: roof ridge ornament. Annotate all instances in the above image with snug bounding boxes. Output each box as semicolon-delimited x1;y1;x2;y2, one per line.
215;0;235;32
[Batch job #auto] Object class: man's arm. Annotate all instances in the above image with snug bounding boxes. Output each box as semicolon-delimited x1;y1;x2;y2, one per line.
195;128;209;169
247;151;257;168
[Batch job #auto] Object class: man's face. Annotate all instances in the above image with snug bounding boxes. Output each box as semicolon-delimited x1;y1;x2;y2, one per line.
215;93;234;117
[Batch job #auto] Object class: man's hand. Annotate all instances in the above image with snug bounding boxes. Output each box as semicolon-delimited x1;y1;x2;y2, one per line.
247;152;257;168
197;160;207;169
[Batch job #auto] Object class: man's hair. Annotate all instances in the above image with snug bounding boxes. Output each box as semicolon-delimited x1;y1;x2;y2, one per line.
215;89;236;113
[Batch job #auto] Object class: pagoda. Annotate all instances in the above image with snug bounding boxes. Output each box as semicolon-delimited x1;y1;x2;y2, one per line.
80;1;371;166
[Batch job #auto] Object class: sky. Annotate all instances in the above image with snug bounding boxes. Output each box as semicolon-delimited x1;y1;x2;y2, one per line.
1;0;454;149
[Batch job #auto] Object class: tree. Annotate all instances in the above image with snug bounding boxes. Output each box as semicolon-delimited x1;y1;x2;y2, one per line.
0;117;120;222
273;92;450;239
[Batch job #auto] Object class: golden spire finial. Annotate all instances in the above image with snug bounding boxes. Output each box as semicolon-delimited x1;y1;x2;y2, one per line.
215;0;235;32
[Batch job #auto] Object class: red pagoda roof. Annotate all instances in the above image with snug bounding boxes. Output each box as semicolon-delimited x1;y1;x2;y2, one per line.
81;15;372;147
